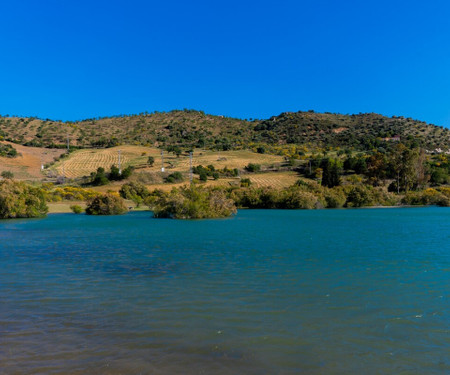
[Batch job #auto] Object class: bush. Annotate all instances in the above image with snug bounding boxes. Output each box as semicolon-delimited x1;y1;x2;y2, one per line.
245;163;261;173
0;144;19;158
43;185;100;202
1;171;14;179
402;189;450;207
240;178;252;187
345;185;374;207
165;172;184;183
91;167;109;186
0;180;48;218
70;204;84;214
152;186;236;219
278;188;319;209
119;181;149;207
85;193;128;215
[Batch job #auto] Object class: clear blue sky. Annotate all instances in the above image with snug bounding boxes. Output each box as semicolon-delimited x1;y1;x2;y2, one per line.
1;0;450;126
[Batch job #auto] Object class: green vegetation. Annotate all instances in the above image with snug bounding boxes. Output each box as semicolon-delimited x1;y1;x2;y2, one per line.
1;171;14;179
0;143;18;158
119;182;149;207
1;109;449;152
227;179;398;209
42;185;100;202
150;186;236;219
90;165;134;186
1;109;450;217
85;193;128;215
0;180;48;218
245;163;261;172
70;204;84;214
165;171;184;183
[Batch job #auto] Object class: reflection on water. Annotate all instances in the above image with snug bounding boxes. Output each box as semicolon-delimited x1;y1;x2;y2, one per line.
0;209;449;374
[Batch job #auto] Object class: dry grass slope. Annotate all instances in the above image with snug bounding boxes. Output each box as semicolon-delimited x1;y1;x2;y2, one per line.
0;141;65;179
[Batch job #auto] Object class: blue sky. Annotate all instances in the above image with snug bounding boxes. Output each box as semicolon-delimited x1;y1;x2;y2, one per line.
1;0;450;126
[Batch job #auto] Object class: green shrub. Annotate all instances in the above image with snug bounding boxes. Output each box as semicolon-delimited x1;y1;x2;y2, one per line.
0;180;48;218
244;163;261;173
119;181;149;207
70;204;84;214
85;193;128;215
278;188;319;209
0;144;19;158
152;186;236;219
91;167;109;186
1;171;14;179
402;188;450;207
240;178;252;187
165;172;184;183
345;185;374;207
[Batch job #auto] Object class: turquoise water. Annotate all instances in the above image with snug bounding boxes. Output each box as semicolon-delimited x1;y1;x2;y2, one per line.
0;208;449;374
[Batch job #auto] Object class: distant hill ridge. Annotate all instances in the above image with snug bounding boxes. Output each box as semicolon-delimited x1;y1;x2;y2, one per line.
0;109;449;151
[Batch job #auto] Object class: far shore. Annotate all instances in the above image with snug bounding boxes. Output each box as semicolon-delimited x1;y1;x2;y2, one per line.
47;202;434;214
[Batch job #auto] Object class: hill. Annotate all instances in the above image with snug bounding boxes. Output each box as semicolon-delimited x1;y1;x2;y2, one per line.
0;109;449;151
253;111;450;150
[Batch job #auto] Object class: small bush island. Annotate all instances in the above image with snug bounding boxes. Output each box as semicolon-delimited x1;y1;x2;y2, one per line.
151;186;236;219
85;193;128;215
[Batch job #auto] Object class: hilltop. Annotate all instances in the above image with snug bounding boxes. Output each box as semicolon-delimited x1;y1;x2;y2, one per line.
0;109;449;151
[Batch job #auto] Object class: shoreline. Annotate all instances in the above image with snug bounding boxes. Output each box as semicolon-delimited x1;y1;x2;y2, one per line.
46;202;435;214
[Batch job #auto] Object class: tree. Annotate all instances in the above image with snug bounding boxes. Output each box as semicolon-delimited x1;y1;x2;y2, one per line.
0;180;48;218
119;182;149;207
388;144;423;193
147;156;155;167
199;170;208;182
91;167;109;186
321;159;341;188
366;152;387;185
85;193;128;215
109;165;121;180
165;172;184;183
120;166;134;179
245;163;261;172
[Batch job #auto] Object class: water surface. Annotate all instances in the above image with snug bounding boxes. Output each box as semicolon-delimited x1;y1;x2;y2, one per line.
0;208;449;374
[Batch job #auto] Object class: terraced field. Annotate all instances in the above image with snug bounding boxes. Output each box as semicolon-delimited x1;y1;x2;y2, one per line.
53;146;161;178
53;146;286;178
244;172;299;188
172;150;284;170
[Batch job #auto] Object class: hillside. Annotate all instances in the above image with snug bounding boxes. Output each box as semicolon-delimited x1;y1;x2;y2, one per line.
253;111;450;150
0;141;65;179
50;146;284;179
0;109;449;151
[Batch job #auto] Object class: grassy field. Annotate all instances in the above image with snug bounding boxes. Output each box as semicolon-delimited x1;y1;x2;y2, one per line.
51;146;286;178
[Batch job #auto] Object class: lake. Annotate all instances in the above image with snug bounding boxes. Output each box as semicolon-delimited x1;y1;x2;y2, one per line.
0;208;449;374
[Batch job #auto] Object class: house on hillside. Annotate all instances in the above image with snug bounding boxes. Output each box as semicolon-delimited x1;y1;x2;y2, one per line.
383;135;401;142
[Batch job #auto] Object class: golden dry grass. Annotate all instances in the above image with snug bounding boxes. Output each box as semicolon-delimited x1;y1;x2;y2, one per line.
52;146;285;178
244;172;299;188
0;141;65;180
